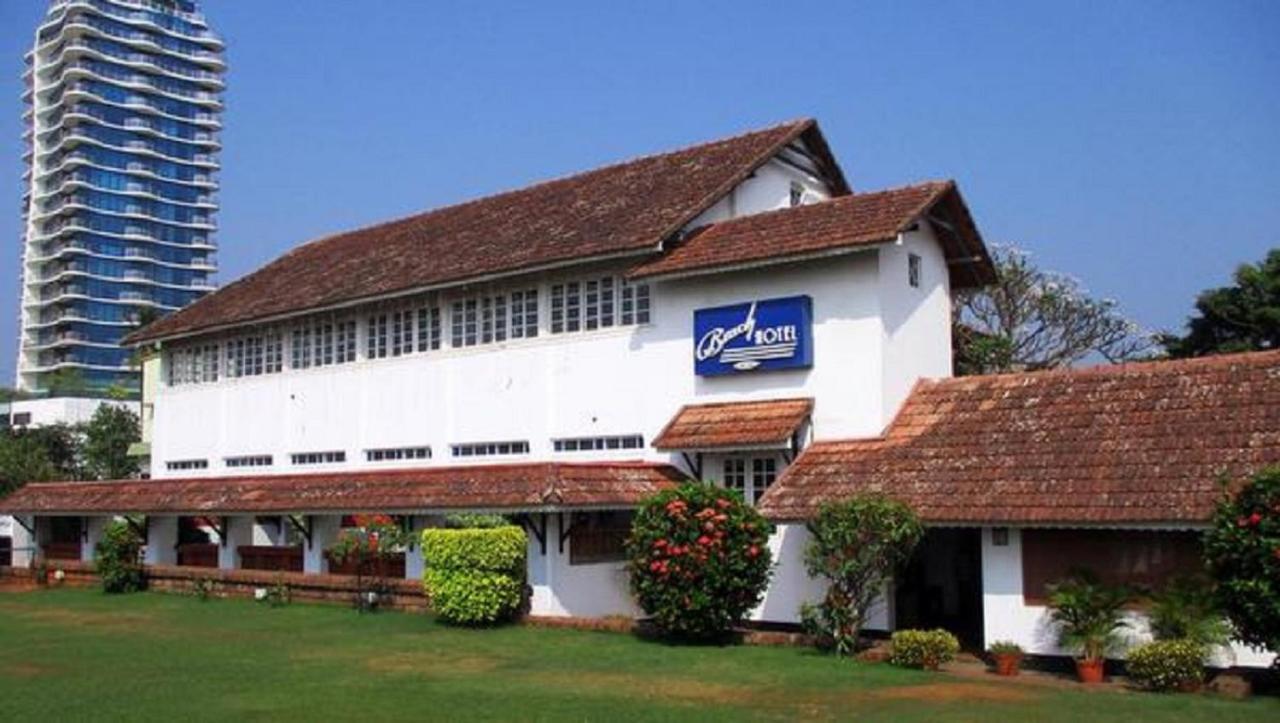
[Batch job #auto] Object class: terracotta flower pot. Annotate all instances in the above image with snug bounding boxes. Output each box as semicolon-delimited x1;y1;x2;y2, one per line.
1076;657;1105;684
993;653;1023;677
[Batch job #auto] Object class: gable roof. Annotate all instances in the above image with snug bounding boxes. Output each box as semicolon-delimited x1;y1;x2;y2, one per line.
127;119;848;345
0;462;687;516
653;397;814;451
629;181;994;288
758;351;1280;525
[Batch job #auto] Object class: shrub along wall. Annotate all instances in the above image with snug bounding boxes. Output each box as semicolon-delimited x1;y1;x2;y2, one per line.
421;525;526;625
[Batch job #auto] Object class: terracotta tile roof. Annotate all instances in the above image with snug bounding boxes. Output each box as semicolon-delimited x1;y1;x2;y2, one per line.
759;351;1280;525
653;397;813;450
629;181;995;288
128;119;848;345
0;462;687;515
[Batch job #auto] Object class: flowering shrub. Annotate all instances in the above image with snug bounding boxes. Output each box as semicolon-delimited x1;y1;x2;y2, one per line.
626;483;773;640
1204;467;1280;657
801;495;923;656
421;525;526;625
330;514;408;612
888;629;960;670
1125;640;1205;691
94;520;145;594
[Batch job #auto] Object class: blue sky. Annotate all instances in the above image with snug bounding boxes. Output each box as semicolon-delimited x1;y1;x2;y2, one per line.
2;1;1278;382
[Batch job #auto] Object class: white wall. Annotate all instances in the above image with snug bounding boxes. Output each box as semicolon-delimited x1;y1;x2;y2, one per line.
152;245;922;476
980;527;1276;669
525;514;640;618
685;154;832;228
752;522;891;629
9;396;136;428
877;221;953;422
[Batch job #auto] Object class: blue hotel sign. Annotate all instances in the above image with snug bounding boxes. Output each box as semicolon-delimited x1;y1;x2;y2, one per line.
694;295;814;376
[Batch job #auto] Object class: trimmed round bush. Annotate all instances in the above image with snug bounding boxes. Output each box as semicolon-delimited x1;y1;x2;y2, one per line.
1125;639;1205;691
626;483;773;640
422;525;526;625
888;629;960;669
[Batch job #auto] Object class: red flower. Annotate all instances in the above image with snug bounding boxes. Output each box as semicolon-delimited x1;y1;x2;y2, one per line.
716;498;732;509
653;539;667;548
1239;517;1251;528
697;535;711;546
1249;512;1263;526
748;545;760;558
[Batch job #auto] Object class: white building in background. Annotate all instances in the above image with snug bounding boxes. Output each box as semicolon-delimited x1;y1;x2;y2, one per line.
2;119;1275;668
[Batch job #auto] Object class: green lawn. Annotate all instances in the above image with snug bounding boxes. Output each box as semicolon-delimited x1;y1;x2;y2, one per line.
0;588;1275;722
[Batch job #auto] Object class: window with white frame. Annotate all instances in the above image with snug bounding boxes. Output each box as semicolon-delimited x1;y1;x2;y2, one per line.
367;312;390;359
552;276;648;334
290;450;346;465
553;435;644;452
722;457;777;505
225;454;272;468
291;318;357;370
416;306;441;352
908;253;922;288
166;459;208;471
225;332;282;378
789;181;804;207
509;289;538;338
365;446;432;462
168;342;219;386
450;440;530;458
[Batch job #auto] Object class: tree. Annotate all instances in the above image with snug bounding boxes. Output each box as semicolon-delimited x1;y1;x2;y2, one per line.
20;423;83;480
1160;248;1280;358
93;520;146;594
1203;467;1280;661
626;483;773;640
82;405;141;480
953;244;1151;375
800;495;923;656
0;434;57;496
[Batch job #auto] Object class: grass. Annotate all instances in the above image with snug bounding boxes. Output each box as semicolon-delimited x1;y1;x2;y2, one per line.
0;588;1276;721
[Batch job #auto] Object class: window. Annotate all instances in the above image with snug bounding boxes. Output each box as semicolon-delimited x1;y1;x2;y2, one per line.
11;412;31;426
450;440;530;458
290;450;346;465
619;279;650;325
168;342;219;385
553;435;645;452
789;181;804;207
225;455;272;468
723;456;777;505
225;332;282;378
569;511;634;565
365;446;432;462
1020;530;1203;603
367;313;389;359
292;318;356;369
908;253;922;288
166;459;208;471
416;306;441;352
509;289;538;338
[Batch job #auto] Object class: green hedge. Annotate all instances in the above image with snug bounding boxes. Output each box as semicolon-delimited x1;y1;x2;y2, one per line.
421;525;526;625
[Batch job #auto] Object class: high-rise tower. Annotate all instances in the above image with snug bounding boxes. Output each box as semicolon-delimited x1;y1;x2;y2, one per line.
17;0;223;395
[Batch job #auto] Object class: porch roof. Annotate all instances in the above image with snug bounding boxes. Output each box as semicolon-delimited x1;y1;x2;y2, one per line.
652;397;813;451
0;462;687;516
759;350;1280;525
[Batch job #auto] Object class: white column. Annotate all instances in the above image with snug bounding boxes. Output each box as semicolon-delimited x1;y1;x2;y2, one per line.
145;516;178;566
303;515;341;574
11;516;34;568
217;516;255;569
251;516;284;546
82;516;109;563
403;516;426;580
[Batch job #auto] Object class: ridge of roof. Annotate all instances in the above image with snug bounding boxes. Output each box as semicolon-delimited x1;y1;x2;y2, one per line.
126;119;831;346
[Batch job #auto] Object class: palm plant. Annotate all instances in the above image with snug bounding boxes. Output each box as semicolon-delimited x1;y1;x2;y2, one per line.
1148;575;1232;652
1047;570;1131;661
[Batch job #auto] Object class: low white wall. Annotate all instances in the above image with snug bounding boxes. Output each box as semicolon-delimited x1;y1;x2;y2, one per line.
526;515;639;618
980;527;1276;669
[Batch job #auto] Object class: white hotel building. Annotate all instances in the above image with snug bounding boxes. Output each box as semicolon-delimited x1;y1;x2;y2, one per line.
2;120;1276;667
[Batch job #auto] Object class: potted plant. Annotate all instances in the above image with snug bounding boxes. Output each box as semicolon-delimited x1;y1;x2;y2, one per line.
1046;571;1130;684
988;640;1024;676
